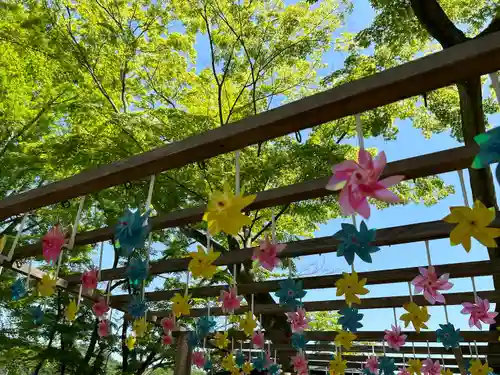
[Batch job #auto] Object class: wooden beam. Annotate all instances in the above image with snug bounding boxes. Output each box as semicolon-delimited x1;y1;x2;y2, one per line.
1;32;500;220
289;354;462;367
150;290;499;318
109;259;500;306
174;331;192;375
12;144;478;263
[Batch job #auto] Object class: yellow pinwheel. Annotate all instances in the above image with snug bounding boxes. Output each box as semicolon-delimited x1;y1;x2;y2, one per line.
38;274;57;297
65;300;78;322
214;332;229;349
334;330;357;350
242;361;253;374
188;246;220;279
329;354;347;375
126;335;136;351
222;354;236;371
443;200;500;252
408;359;422;375
239;311;257;336
400;302;430;333
171;293;191;318
441;369;453;375
133;317;148;338
469;359;492;375
335;271;369;306
203;183;256;236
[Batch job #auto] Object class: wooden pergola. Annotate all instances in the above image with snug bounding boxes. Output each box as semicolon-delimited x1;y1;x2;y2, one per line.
1;30;500;375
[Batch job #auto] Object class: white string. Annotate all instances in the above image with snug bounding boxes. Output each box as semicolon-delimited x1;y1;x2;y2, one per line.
474;340;479;360
471;277;477;300
412;342;416;358
441;354;445;370
7;212;29;261
184;271;190;297
97;242;104;281
382;341;386;355
351;215;357;228
426;341;430;358
407;282;413;302
235;150;240;195
259;314;263;330
371;344;374;355
233;264;237;289
425;241;432;266
355;114;364;150
444;304;449;324
57;196;86;278
402;352;405;366
145;175;156;211
77;284;83;307
392;307;398;326
251;294;254;316
457;170;470;208
489;72;500;106
106;280;112;304
274;349;277;364
271;209;276;244
25;259;32;289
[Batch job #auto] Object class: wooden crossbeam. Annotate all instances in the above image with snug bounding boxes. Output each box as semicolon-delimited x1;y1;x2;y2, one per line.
109;259;499;306
1;32;500;221
287;354;462;367
12;144;478;264
149;290;499;318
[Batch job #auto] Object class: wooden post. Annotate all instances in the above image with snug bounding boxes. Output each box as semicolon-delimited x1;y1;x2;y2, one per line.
174;331;192;375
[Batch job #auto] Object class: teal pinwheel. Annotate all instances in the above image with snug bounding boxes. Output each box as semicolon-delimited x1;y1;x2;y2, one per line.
269;363;281;375
379;357;396;375
32;306;44;325
235;351;246;367
203;358;213;371
472;127;500;168
436;322;463;350
196;316;216;339
364;368;375;375
335;221;380;265
275;278;306;310
126;257;149;287
338;307;364;332
115;208;150;256
291;332;308;350
252;352;268;371
128;296;147;319
188;331;200;347
11;278;26;301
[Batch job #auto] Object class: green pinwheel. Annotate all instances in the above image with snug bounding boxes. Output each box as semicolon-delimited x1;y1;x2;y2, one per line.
335;221;380;265
379;357;396;375
338;307;364;332
436;322;463;350
275;278;306;310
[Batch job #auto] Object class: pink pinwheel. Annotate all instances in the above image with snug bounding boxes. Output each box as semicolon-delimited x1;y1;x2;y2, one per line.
252;235;286;271
398;367;410;375
286;307;310;333
365;356;379;374
98;320;109;338
422;359;441;375
161;317;176;333
384;325;407;351
42;225;66;264
92;298;110;318
461;296;498;329
326;149;404;219
192;351;205;368
252;330;265;348
220;287;241;314
82;268;98;290
412;266;453;304
291;353;308;374
162;333;173;346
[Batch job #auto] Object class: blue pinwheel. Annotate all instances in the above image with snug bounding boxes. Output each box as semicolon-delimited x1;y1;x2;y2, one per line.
268;363;281;375
32;306;44;325
471;127;500;184
11;278;26;301
126;257;149;287
235;351;246;367
188;331;200;347
334;221;380;265
252;352;268;371
338;307;364;332
436;322;463;350
275;278;306;310
196;316;216;339
291;332;308;350
204;358;213;371
379;357;396;375
115;208;150;256
128;296;147;319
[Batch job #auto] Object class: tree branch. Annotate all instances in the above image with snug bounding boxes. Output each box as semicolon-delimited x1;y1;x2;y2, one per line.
250;204;290;243
477;13;500;38
409;0;467;48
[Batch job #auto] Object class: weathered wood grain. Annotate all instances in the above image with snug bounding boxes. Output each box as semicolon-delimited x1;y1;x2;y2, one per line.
1;32;499;220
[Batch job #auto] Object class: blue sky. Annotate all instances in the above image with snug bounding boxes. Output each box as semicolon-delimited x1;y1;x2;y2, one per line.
93;0;500;355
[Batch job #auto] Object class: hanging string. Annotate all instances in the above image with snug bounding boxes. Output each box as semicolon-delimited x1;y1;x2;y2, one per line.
441;354;445;370
274;349;277;364
355;114;365;150
77;284;83;307
392;307;398;326
271;209;276;244
57;196;86;278
351;214;357;229
184;271;190;297
25;259;32;289
6;212;29;261
235;150;241;195
97;242;104;282
425;241;432;266
469;342;473;360
145;175;156;211
251;294;254;316
106;279;112;305
371;344;374;355
457;170;470;208
233;264;237;293
259;314;263;330
444;304;449;324
382;341;386;355
474;340;479;360
142;232;153;301
407;282;413;302
288;258;292;278
109;308;113;335
412;342;416;358
426;341;430;358
402;352;405;366
471;277;477;300
489;72;500;106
